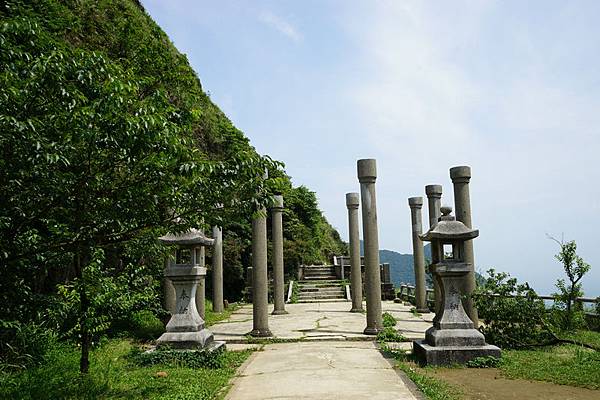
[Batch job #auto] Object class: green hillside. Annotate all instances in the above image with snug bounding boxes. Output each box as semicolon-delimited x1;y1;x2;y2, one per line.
0;0;345;351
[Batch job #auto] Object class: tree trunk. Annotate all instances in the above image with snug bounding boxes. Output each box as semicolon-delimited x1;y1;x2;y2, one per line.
75;247;90;374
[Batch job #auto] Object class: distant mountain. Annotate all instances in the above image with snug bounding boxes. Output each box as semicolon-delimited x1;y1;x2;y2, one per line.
381;245;432;287
360;241;431;287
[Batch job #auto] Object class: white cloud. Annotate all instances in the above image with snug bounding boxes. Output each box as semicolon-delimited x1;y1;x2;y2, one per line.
259;11;302;42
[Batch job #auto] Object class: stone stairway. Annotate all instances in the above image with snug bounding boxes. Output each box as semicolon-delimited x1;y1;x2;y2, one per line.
298;265;347;303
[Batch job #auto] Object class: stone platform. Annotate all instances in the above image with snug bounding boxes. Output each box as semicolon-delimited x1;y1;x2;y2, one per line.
413;340;501;366
211;300;434;343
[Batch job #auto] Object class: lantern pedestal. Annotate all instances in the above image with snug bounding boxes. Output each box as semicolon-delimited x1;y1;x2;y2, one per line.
414;262;499;366
157;264;224;351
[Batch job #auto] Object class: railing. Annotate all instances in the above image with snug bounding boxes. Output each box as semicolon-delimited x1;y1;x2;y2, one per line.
397;283;598;312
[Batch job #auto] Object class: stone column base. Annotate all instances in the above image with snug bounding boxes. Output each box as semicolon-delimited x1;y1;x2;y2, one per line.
363;326;383;335
249;328;273;337
413;340;501;366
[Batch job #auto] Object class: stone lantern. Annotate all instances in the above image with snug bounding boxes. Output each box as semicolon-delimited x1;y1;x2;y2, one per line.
413;206;499;365
157;229;223;351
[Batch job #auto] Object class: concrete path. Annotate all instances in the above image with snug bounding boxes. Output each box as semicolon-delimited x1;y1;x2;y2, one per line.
212;300;433;343
225;341;419;400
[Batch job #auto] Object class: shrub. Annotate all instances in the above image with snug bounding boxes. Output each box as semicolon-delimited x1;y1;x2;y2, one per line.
382;312;397;327
376;327;406;342
473;269;553;349
130;310;164;340
0;321;58;372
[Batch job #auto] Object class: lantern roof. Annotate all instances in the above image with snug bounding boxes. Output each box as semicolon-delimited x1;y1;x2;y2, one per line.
159;228;215;246
420;206;479;242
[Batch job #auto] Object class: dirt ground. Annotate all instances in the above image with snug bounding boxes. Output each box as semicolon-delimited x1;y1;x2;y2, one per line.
430;368;598;400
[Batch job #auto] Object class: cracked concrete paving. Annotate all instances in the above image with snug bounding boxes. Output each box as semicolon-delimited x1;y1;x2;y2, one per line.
211;301;433;343
225;341;419;400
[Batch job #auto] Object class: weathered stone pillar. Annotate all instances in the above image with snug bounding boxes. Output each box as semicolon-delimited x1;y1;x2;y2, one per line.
196;246;206;319
358;159;383;334
250;206;272;336
346;192;363;313
409;197;429;313
425;184;443;318
271;195;287;315
212;226;224;313
164;252;176;313
450;166;479;326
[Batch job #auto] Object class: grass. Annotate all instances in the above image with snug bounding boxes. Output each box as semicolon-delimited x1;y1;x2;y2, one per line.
501;345;600;389
203;300;241;327
499;330;600;389
380;344;461;400
0;339;252;400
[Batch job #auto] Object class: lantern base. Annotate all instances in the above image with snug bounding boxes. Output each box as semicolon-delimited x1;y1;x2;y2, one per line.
157;329;218;350
413;340;500;366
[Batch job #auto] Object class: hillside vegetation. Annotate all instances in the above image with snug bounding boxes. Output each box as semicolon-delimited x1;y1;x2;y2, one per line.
0;0;345;373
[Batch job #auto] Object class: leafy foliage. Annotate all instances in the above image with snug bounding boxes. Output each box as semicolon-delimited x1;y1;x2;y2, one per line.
382;312;397;327
473;269;553;349
0;0;345;374
0;321;58;373
376;327;407;342
128;311;164;340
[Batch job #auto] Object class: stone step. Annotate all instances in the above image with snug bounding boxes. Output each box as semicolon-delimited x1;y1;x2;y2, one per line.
299;284;342;290
302;276;338;280
298;294;346;300
297;298;348;303
300;291;344;297
298;288;345;294
305;270;336;276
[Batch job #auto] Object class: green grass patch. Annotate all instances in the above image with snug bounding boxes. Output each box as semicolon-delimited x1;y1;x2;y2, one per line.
501;344;600;389
410;307;422;318
0;339;252;400
466;355;501;368
203;300;241;327
380;346;461;400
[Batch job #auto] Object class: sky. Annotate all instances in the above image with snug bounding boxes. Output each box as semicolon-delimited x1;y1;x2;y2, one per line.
143;0;600;296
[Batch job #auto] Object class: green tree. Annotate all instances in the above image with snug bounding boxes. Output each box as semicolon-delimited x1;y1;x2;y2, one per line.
548;236;591;330
0;1;278;372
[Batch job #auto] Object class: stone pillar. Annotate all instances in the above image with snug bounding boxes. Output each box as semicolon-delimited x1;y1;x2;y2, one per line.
450;166;479;326
271;195;287;315
212;226;224;313
346;192;363;313
425;185;443;318
250;207;272;336
196;246;206;319
164;252;176;313
409;197;429;313
358;159;383;334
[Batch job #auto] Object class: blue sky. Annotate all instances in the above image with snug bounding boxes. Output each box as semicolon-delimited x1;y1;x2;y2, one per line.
143;0;600;296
